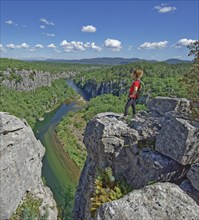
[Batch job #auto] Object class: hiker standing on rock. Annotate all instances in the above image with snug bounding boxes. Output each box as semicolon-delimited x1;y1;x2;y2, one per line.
124;69;144;117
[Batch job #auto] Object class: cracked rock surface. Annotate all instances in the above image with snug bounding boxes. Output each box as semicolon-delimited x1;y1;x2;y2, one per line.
73;97;199;220
0;112;57;220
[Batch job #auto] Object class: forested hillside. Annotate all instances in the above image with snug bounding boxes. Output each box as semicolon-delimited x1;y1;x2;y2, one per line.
0;58;101;73
0;58;104;127
0;59;89;127
0;79;76;127
74;61;191;98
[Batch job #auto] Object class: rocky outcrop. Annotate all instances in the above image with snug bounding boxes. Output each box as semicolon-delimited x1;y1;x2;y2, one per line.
156;117;199;165
180;179;199;205
0;112;58;220
96;182;199;220
1;68;76;91
73;97;199;220
187;163;199;191
75;79;128;98
147;96;191;118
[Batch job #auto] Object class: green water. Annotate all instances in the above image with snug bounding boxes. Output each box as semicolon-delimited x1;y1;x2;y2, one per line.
34;103;81;204
33;79;89;213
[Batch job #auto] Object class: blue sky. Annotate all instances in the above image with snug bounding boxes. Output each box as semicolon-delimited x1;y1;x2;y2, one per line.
1;0;198;61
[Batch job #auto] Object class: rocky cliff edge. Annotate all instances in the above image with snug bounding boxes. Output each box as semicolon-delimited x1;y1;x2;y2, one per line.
73;96;199;220
0;112;58;219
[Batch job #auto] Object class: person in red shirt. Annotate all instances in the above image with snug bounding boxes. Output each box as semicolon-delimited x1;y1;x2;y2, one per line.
124;69;143;116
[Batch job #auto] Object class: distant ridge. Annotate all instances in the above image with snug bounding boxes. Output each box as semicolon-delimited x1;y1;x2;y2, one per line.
36;57;191;65
163;59;192;64
44;57;157;65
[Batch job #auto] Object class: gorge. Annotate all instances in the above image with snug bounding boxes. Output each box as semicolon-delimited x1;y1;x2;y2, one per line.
0;59;198;220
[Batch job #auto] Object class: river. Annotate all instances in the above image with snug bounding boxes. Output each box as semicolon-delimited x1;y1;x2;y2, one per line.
34;79;89;215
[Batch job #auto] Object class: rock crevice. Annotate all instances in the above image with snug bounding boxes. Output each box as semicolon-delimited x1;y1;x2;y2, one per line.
73;97;199;220
0;112;58;220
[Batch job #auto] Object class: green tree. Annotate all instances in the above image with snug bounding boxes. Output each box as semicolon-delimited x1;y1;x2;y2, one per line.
187;41;199;63
180;42;199;119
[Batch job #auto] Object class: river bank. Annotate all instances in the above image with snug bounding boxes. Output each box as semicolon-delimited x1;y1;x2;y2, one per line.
33;79;89;218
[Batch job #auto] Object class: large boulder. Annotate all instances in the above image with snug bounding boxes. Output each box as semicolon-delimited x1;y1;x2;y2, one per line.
187;163;199;191
147;96;191;118
95;182;199;220
180;179;199;205
73;112;188;220
156;116;199;165
0;112;57;219
84;113;187;188
130;110;162;140
73;97;199;220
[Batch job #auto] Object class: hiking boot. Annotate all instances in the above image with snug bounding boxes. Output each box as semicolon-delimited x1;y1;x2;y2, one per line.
118;115;128;121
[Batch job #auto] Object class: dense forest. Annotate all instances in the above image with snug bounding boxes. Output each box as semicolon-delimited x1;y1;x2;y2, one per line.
0;58;103;127
0;79;76;127
0;58;102;74
74;61;191;98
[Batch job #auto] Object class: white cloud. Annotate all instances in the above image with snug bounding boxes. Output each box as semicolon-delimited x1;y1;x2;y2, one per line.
174;38;197;48
6;43;29;49
29;44;44;52
81;25;97;33
40;25;46;29
46;33;55;37
60;40;85;52
139;41;168;49
60;40;102;52
39;18;55;26
48;44;56;49
6;44;16;49
5;19;18;26
84;42;102;51
104;38;122;51
154;4;176;13
5;20;14;25
89;42;102;52
35;44;44;49
20;43;29;49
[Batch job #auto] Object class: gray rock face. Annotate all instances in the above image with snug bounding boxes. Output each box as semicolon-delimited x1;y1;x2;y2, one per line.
77;79;128;98
1;69;76;91
187;163;199;191
180;179;199;205
74;113;188;219
73;157;96;220
95;182;199;220
156;117;199;165
147;96;191;117
130;110;162;140
73;97;199;220
0;112;57;219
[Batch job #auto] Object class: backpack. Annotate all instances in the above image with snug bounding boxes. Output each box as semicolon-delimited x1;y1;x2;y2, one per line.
136;80;145;104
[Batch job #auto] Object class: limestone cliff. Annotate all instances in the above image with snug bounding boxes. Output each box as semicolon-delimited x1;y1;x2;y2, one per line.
0;112;58;219
1;68;76;91
73;97;199;220
75;79;128;98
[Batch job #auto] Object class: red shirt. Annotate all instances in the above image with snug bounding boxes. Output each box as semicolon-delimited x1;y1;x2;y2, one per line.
129;80;141;99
